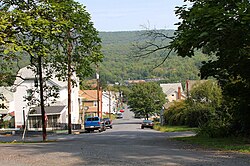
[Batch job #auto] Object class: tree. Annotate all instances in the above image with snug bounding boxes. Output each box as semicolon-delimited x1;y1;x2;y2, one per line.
1;0;61;140
133;0;250;136
1;0;103;137
127;82;166;119
189;80;222;108
171;0;250;135
45;0;102;134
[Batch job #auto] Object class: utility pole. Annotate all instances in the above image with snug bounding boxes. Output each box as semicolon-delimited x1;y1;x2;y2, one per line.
96;67;100;117
38;55;47;141
109;90;111;119
67;31;72;134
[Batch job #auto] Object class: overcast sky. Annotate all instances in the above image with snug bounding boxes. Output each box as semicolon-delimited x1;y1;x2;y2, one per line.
77;0;186;32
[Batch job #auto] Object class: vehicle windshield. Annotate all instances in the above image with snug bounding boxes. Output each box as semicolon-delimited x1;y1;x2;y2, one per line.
143;120;152;123
86;117;99;121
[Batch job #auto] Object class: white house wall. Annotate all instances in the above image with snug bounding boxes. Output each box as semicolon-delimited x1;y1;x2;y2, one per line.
102;91;116;115
59;88;68;104
14;79;37;128
13;67;81;128
71;84;79;124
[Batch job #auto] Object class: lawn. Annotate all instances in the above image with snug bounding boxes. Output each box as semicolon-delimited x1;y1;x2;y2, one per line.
154;124;250;153
154;124;198;132
174;136;250;153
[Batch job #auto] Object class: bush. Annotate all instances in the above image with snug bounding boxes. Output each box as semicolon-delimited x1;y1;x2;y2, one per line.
164;101;187;126
197;108;233;138
185;103;215;127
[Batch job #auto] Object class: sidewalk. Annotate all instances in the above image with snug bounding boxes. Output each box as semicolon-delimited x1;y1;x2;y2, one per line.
0;130;86;143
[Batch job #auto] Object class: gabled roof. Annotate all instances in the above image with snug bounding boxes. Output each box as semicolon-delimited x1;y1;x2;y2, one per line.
160;83;183;96
79;90;97;101
29;106;66;115
14;66;68;88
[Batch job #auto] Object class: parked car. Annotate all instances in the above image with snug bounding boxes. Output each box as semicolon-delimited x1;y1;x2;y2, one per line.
141;120;154;129
103;118;113;129
116;113;123;119
84;116;106;132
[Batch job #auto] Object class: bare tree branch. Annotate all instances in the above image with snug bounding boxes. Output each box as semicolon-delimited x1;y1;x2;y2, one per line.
133;29;174;59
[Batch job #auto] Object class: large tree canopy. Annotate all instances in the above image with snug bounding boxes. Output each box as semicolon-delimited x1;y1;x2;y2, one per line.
127;82;166;120
133;0;250;135
171;0;250;81
171;0;250;135
0;0;103;137
0;0;103;84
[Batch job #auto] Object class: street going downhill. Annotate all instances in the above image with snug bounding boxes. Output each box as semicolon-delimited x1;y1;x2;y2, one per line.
0;108;249;166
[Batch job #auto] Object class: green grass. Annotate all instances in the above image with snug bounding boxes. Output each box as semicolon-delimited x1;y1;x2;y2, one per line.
154;125;250;153
174;135;250;153
154;124;198;132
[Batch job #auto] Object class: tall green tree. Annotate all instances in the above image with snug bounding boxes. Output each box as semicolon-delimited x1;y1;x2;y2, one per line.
1;0;103;136
170;0;250;135
135;0;250;135
128;82;166;119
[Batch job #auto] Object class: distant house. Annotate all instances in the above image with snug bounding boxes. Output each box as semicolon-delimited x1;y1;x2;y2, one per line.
160;83;186;102
12;66;80;129
124;80;146;85
79;90;102;118
102;90;117;115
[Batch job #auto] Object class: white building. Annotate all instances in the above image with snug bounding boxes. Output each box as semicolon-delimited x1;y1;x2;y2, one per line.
12;66;80;129
160;83;185;102
102;90;117;115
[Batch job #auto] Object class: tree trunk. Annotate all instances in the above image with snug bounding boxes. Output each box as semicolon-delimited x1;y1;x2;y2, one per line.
38;55;47;141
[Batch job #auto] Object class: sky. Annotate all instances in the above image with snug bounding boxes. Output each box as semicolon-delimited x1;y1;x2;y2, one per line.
77;0;186;32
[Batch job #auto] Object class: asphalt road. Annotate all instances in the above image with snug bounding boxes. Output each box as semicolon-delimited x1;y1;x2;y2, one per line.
0;110;249;166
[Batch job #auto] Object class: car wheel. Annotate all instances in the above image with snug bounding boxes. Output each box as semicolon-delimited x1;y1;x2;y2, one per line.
110;126;112;129
141;127;144;129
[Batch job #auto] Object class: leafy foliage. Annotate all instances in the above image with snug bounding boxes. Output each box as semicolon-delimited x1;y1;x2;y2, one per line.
171;0;250;135
0;0;102;85
164;100;188;126
164;80;224;134
127;82;166;119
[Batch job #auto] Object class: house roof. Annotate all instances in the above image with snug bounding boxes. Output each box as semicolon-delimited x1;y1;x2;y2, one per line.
79;90;97;101
160;83;183;96
14;66;67;88
29;106;66;115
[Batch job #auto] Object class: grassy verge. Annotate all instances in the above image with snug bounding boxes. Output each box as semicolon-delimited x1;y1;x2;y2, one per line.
174;135;250;153
154;124;250;153
154;124;198;132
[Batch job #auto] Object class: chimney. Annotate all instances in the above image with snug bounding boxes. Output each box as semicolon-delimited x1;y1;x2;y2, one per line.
178;87;181;100
186;80;189;98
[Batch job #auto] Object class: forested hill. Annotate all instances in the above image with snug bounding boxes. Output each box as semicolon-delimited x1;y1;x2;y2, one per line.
98;30;209;84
